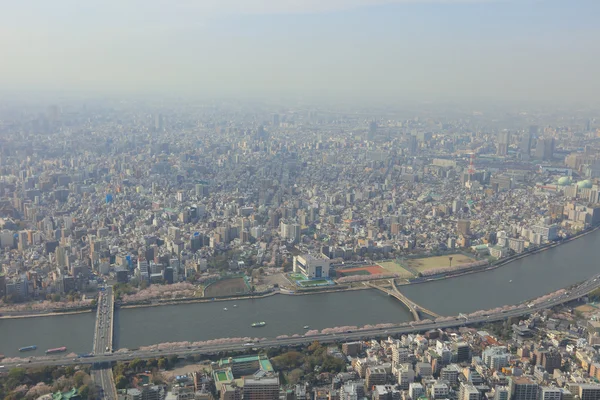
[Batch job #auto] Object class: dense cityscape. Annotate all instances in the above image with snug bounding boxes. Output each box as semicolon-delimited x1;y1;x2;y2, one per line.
0;98;600;400
4;0;600;398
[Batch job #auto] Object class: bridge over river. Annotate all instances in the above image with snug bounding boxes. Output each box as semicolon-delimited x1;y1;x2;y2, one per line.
366;280;442;321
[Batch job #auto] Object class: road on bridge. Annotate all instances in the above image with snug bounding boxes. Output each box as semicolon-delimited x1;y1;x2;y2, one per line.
92;286;117;400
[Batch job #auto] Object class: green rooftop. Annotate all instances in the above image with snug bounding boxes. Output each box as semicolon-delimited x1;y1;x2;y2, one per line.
217;354;274;376
260;359;274;372
214;369;234;382
53;388;80;400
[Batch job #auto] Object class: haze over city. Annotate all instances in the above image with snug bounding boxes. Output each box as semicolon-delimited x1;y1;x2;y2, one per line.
1;0;600;103
4;1;600;400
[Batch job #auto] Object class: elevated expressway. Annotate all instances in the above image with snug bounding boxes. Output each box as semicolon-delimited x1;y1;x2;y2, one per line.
91;286;117;400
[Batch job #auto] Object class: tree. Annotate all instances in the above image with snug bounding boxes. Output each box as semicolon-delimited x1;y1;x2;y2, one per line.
113;362;126;377
168;354;179;367
73;371;87;387
287;368;304;385
115;375;128;389
129;359;143;372
307;341;321;353
52;293;61;302
8;367;26;382
158;358;167;370
79;384;90;399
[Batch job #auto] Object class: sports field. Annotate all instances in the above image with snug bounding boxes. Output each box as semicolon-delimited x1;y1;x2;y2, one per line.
377;261;414;278
336;265;387;277
204;277;249;297
404;253;476;273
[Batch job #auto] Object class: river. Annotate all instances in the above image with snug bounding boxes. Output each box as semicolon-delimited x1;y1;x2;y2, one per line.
401;227;600;315
1;228;599;358
0;312;96;358
0;290;411;357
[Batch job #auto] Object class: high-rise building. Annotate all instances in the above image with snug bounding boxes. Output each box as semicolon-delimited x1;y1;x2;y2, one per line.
397;364;415;390
340;383;365;400
18;230;28;251
221;383;242;400
509;376;538;400
409;383;425;400
242;377;279;400
273;114;280;127
280;221;301;243
368;121;377;139
373;386;400;400
392;345;409;364
579;384;600;400
366;366;387;388
495;387;509;400
459;383;481;400
408;135;418;155
520;133;532;159
293;254;331;279
483;346;510;370
154;113;164;132
0;273;6;299
452;200;463;214
536;349;562;373
539;387;562;400
497;132;510;156
535;137;555;161
454;342;471;363
440;365;460;384
457;220;471;237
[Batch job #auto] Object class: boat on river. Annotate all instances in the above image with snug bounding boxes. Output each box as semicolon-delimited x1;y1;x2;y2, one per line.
251;321;266;327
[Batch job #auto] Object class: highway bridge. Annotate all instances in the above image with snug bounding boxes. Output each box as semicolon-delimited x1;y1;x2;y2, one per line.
91;286;117;400
366;280;441;321
390;278;441;320
4;274;600;371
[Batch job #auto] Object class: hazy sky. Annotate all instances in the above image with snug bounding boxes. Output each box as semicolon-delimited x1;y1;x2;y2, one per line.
1;0;599;103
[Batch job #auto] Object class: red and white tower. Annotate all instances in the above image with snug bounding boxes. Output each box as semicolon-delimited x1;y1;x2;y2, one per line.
468;153;476;178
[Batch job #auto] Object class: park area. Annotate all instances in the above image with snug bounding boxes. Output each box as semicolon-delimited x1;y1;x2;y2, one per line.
377;253;477;278
404;253;476;273
203;277;249;297
376;262;415;279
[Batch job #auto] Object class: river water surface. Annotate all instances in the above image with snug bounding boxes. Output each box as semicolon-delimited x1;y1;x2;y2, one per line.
1;228;599;357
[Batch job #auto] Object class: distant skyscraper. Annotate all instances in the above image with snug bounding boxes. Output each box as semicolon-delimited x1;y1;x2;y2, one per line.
452;200;463;214
497;132;510;156
368;121;377;139
273;114;280;127
257;125;267;140
154;113;164;132
408;135;418;155
520;133;532;159
535;137;555;161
